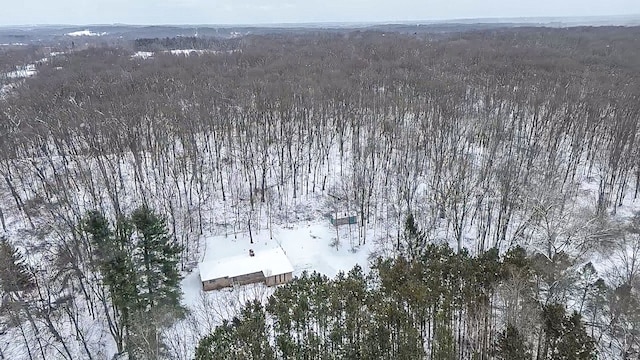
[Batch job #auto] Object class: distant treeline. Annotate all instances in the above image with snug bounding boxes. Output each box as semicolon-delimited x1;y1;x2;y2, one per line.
133;36;240;52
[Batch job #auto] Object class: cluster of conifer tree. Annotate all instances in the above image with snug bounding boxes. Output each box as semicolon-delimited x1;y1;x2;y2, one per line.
195;216;601;360
0;206;184;359
81;206;184;359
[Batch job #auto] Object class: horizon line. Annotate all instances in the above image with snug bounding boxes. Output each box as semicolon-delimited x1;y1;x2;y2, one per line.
2;13;640;29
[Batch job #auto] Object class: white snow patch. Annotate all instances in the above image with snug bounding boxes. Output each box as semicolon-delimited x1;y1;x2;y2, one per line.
5;64;37;79
67;30;107;37
169;49;208;56
132;51;154;59
131;49;238;60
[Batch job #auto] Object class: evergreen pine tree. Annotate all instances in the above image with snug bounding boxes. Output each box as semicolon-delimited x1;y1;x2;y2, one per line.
234;300;275;360
401;213;425;260
84;207;185;358
194;321;236;360
432;311;455;360
267;282;296;359
83;210;138;354
541;304;598;360
0;237;34;294
131;206;183;313
195;301;275;360
541;303;567;359
556;312;597;360
129;205;185;358
494;324;531;360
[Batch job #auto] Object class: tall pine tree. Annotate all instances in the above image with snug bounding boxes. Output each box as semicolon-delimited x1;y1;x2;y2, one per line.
0;237;34;294
556;312;597;360
195;300;274;360
129;205;184;359
131;206;183;313
494;324;531;360
83;207;185;359
83;210;138;354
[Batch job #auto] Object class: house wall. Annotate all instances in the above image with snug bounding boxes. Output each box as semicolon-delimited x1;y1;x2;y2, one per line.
202;277;231;291
203;271;292;291
266;272;293;286
231;271;266;286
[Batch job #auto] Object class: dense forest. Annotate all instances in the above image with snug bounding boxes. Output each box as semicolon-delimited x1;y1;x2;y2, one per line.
0;26;640;359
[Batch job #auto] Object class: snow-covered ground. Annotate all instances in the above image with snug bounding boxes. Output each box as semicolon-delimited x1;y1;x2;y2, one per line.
182;221;373;307
0;137;637;359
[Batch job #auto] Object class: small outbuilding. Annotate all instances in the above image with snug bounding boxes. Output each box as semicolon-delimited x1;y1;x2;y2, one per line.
328;213;358;226
198;247;294;291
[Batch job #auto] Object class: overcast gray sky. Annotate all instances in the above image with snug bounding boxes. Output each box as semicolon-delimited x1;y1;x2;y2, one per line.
3;0;640;25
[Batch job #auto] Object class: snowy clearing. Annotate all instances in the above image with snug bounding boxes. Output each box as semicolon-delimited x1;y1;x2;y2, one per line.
66;30;107;37
5;64;37;79
183;222;373;306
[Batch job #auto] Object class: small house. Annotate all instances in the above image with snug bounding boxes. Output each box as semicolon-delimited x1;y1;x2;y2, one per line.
198;247;294;291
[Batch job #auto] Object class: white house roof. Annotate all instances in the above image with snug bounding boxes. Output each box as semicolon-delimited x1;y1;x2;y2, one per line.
198;247;294;282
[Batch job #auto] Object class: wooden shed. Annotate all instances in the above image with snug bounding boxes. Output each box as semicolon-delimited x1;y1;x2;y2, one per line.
328;213;358;226
198;247;294;291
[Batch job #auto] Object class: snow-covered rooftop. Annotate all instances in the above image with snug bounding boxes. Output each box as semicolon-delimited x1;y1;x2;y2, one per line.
198;247;294;282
